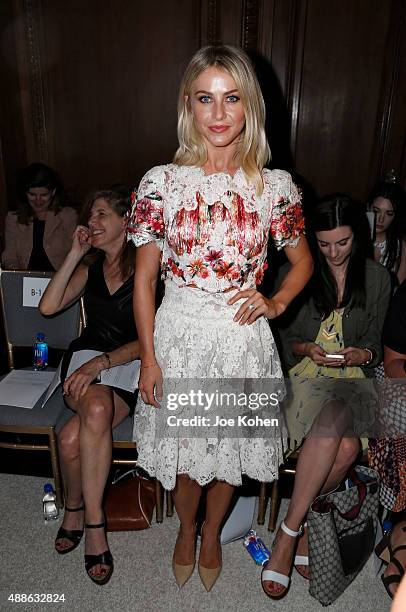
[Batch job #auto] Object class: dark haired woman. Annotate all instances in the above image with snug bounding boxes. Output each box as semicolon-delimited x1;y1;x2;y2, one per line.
40;189;139;585
2;162;77;270
262;194;391;599
368;179;406;286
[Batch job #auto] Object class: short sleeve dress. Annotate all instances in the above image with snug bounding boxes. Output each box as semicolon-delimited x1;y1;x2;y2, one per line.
127;164;305;490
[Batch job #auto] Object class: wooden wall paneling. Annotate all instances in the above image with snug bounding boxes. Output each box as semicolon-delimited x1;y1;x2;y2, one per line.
396;17;406;188
255;0;302;172
36;0;202;202
369;0;405;193
258;0;300;100
286;0;307;170
12;0;48;164
257;0;275;62
241;0;260;50
2;0;405;222
219;0;243;46
374;0;406;189
0;0;28;222
291;0;394;201
200;0;221;45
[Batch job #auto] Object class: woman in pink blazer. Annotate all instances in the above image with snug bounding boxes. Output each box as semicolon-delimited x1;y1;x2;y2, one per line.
2;163;77;271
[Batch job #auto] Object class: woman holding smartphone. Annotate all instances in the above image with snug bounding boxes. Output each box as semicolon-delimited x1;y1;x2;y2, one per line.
261;194;391;599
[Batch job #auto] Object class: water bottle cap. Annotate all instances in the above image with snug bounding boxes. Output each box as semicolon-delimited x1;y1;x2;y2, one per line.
44;483;53;493
36;332;45;341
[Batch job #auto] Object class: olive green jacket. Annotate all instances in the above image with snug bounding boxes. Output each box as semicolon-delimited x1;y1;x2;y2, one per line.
277;259;391;378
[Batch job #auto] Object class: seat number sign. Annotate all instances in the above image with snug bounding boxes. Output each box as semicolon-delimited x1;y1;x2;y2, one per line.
22;277;51;307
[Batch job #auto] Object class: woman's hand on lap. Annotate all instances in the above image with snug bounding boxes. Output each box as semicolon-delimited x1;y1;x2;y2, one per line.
63;357;103;401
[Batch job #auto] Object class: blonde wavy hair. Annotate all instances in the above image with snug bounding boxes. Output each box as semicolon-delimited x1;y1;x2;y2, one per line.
173;45;271;195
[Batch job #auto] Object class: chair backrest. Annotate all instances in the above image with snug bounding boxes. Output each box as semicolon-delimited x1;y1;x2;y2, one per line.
0;269;81;368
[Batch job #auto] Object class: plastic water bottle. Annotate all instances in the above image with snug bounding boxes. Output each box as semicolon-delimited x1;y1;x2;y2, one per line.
43;484;58;521
33;332;48;370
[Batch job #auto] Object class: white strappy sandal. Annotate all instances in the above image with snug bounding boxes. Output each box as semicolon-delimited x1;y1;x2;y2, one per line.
294;521;309;579
261;520;303;600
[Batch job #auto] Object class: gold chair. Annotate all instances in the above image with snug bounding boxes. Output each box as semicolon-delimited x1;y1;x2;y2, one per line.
258;451;300;531
0;269;81;508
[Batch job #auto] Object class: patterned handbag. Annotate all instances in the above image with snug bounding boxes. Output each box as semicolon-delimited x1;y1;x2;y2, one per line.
307;466;379;606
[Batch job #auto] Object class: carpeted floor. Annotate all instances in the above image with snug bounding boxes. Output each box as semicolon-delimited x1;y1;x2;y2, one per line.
0;473;390;612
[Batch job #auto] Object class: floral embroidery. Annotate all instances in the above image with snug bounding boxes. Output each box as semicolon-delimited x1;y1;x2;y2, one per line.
255;261;268;286
214;260;239;281
187;258;209;279
127;165;305;293
127;193;164;242
204;248;224;263
270;198;304;250
163;257;186;281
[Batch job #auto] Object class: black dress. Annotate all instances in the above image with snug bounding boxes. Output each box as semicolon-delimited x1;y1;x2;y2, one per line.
61;255;138;414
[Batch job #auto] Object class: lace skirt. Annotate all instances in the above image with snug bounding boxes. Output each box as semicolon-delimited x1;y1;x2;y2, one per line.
133;281;286;490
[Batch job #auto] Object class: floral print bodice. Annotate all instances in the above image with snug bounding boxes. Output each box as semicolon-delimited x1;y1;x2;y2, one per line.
127;164;304;293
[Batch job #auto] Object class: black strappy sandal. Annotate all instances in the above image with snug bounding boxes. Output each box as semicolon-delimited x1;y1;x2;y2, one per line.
376;524;406;599
55;505;84;555
84;522;114;586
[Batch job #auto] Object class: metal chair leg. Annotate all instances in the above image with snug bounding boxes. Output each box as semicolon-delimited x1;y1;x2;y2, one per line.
268;480;279;531
49;429;63;509
166;490;174;517
257;482;267;524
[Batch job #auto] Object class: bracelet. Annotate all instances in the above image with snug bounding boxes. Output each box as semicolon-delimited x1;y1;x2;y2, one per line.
141;362;158;368
361;348;374;366
103;353;111;369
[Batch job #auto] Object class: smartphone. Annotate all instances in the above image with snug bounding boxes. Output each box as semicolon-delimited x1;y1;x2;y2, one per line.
325;353;345;360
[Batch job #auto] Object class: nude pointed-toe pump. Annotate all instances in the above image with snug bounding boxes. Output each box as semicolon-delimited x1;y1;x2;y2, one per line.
172;559;195;588
198;563;222;592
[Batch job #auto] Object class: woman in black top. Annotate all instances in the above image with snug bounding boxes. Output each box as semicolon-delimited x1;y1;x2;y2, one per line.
40;188;139;585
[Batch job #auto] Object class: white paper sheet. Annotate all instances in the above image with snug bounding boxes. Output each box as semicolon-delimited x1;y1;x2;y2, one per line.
40;360;62;407
66;350;140;392
41;350;140;407
0;370;55;409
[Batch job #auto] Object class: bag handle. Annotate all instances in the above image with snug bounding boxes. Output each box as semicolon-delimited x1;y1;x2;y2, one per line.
312;469;367;520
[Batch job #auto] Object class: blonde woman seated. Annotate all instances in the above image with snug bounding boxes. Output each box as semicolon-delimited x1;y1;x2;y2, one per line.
40;188;138;585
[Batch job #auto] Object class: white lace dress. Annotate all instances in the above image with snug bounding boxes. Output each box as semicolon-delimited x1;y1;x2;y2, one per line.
127;164;305;490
